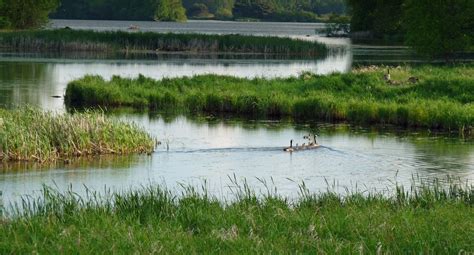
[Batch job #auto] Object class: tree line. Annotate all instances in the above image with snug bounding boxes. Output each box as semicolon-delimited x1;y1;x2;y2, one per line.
49;0;186;22
50;0;346;22
347;0;474;58
0;0;346;29
232;0;346;22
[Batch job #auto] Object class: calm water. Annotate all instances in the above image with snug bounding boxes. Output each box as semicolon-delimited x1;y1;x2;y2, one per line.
0;20;473;207
1;115;473;207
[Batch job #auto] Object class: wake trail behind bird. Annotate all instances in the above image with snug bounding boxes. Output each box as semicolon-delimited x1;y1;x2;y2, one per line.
158;145;343;154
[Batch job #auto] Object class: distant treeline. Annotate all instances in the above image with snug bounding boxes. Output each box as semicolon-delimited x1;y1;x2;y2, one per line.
347;0;474;58
50;0;186;22
51;0;346;22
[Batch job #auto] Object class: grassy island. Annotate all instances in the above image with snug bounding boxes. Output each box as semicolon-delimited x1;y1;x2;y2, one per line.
0;108;155;163
0;181;473;254
65;65;473;135
0;29;327;57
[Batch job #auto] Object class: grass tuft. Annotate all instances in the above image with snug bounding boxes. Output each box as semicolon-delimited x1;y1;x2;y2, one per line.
0;107;155;163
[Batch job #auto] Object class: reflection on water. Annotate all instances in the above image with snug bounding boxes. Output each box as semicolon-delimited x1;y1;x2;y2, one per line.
0;51;350;111
50;19;332;39
1;114;472;207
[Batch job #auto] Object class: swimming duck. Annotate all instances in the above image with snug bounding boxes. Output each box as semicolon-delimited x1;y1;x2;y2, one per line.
128;25;140;30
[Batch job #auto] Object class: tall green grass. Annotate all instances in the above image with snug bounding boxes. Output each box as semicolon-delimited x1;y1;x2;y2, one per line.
0;108;155;163
65;65;474;135
0;29;327;56
1;179;473;253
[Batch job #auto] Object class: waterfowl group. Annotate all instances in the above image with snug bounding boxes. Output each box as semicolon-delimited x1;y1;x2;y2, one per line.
128;24;140;30
384;68;419;85
284;134;320;152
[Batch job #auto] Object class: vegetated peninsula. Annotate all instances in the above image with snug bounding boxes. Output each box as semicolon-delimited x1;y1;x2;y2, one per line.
65;65;474;135
0;29;327;57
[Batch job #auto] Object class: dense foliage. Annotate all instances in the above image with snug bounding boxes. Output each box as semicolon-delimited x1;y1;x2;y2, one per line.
1;181;473;253
0;0;59;29
183;0;234;19
50;0;186;21
346;0;404;40
65;66;474;134
51;0;346;22
404;0;474;59
233;0;346;22
155;0;187;21
347;0;474;57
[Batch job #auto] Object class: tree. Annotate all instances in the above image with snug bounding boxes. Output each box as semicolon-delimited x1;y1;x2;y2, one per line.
346;0;403;39
0;0;10;28
404;0;474;59
155;0;187;22
0;0;60;29
233;0;277;20
215;7;233;19
188;3;211;18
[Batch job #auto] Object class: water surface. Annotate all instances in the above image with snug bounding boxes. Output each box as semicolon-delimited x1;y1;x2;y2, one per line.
1;114;473;207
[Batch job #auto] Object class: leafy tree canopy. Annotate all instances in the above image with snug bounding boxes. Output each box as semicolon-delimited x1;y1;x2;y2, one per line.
0;0;60;29
347;0;474;58
154;0;187;21
404;0;473;59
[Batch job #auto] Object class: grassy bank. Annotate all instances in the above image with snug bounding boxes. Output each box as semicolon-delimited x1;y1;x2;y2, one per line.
65;65;474;134
0;108;155;163
0;29;327;57
1;180;473;253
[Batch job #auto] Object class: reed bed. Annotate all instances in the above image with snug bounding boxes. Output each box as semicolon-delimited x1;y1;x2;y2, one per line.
1;179;473;253
0;108;155;163
0;29;327;56
65;65;474;135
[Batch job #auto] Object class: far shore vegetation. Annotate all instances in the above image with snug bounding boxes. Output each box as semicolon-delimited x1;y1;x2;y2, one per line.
65;65;474;135
51;0;346;23
0;29;327;56
347;0;473;58
0;108;155;163
0;0;60;29
1;179;473;253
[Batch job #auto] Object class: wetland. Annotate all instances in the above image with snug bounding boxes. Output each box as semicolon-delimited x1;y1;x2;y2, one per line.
0;20;473;253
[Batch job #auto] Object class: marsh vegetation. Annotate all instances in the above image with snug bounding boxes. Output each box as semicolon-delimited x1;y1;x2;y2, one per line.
0;30;327;56
0;108;155;163
1;179;473;253
65;65;474;135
